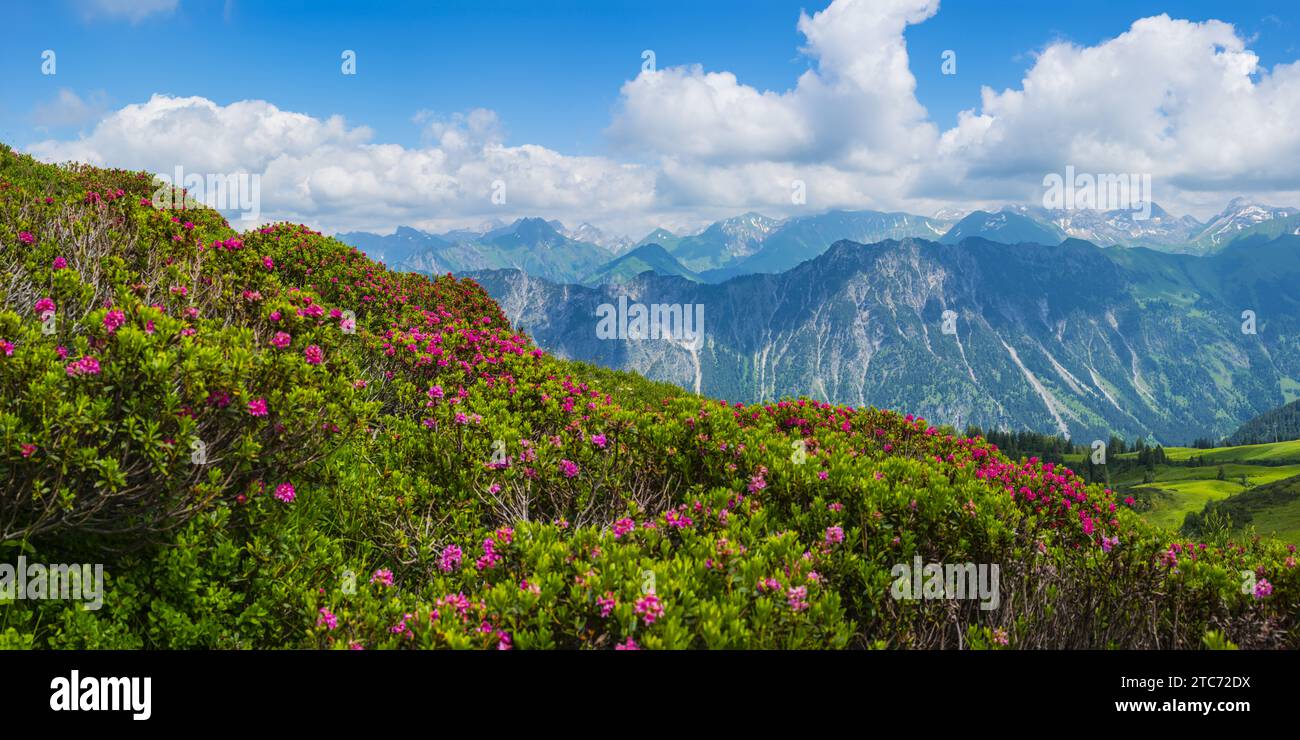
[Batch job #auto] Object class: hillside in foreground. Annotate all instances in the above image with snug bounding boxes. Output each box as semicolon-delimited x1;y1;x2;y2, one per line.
0;144;1296;649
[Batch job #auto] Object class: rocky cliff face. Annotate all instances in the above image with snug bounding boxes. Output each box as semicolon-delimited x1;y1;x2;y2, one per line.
474;236;1300;443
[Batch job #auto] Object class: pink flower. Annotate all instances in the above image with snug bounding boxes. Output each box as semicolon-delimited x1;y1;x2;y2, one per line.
370;568;394;587
665;510;693;529
597;593;617;617
262;255;275;270
270;331;291;349
103;310;126;334
824;526;845;546
634;594;664;625
439;544;463;573
427;385;445;400
559;459;580;478
273;482;296;503
18;231;35;245
34;297;56;314
786;585;809;612
247;398;269;417
1254;578;1273;599
615;636;639;651
317;607;338;630
52;256;67;270
303;345;324;365
65;356;101;377
20;443;36;458
817;470;829;480
476;538;502;571
590;433;608;449
1101;535;1120;552
0;339;13;357
613;518;635;538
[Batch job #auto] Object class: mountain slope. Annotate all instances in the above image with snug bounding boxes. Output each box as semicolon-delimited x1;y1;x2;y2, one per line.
581;243;701;285
563;221;634;254
1228;400;1300;446
477;235;1300;444
939;210;1066;245
336;225;452;266
343;218;614;284
1213;212;1300;250
704;209;953;280
658;212;782;272
1189;198;1300;253
1003;203;1201;248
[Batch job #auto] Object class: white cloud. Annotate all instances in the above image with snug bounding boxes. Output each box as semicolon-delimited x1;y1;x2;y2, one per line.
931;14;1300;209
609;0;939;169
29;94;657;235
27;1;1300;235
78;0;178;23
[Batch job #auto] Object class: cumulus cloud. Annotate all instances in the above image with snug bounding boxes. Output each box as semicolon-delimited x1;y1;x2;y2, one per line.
610;0;939;168
27;0;1300;235
29;94;656;234
608;2;1300;220
930;14;1300;209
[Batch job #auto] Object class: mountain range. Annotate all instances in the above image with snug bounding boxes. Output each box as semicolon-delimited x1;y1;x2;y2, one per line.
470;234;1300;445
338;197;1300;288
333;199;1300;444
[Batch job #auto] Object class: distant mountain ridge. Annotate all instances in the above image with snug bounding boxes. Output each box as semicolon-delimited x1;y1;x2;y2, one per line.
939;210;1066;246
1188;197;1300;253
581;243;700;286
472;234;1300;444
1002;203;1202;248
337;196;1300;288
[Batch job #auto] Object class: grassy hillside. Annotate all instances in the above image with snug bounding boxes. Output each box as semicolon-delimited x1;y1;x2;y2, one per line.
1184;474;1300;544
1121;439;1300;464
1;144;1297;649
1097;440;1300;542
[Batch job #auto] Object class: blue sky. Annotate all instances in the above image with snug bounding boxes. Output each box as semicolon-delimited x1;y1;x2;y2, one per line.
6;0;1297;151
6;0;1300;235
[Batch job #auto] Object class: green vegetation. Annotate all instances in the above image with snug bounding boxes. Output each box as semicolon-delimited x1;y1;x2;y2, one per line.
1;144;1296;650
1140;439;1300;464
1226;398;1300;446
1184;474;1300;544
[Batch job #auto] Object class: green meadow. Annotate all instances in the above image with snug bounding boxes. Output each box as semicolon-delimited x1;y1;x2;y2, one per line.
1104;441;1300;544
